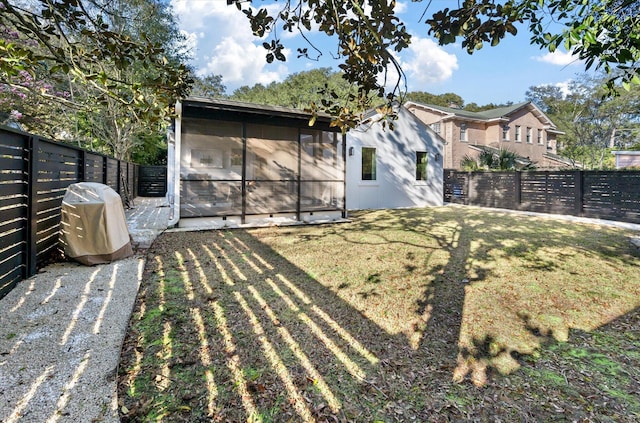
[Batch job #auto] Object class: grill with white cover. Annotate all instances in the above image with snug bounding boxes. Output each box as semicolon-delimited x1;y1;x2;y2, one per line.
60;182;133;265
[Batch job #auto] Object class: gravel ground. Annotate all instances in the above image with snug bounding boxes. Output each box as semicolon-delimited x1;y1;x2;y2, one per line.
0;197;168;423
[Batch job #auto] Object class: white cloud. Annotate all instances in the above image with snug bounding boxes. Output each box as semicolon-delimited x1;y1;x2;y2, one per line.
533;49;582;66
199;38;290;86
178;30;198;61
551;80;574;98
399;36;459;89
171;0;289;90
395;1;408;13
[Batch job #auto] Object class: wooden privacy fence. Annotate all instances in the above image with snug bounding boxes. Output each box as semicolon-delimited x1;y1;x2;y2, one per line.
138;165;167;197
444;169;640;224
0;126;139;299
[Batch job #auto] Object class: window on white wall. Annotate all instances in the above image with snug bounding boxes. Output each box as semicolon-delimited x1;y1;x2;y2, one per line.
362;147;377;180
416;152;428;181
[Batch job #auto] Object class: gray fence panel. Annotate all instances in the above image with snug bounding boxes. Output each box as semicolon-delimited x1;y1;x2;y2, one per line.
583;172;640;222
444;170;640;224
520;171;577;214
0;131;29;299
85;153;105;183
469;172;517;209
138;165;167;197
0;126;139;299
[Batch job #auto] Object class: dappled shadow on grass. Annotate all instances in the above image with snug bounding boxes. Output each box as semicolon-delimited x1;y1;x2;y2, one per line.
255;207;640;385
118;207;640;421
120;230;424;421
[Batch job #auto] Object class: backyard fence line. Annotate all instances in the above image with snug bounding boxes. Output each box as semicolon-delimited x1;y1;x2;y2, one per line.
444;169;640;224
0;125;163;300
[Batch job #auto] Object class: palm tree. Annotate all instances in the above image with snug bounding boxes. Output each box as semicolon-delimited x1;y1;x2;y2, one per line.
496;149;518;170
460;148;529;171
460;155;480;171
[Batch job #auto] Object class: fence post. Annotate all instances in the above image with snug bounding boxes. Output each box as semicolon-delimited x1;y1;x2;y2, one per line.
134;164;139;198
116;160;121;195
78;149;86;182
25;136;39;278
575;170;583;217
102;156;108;185
514;171;522;210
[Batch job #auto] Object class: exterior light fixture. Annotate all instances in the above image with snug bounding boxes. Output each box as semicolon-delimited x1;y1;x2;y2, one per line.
348;146;354;156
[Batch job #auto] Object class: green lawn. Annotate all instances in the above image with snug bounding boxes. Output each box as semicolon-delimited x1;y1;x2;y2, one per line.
118;206;640;422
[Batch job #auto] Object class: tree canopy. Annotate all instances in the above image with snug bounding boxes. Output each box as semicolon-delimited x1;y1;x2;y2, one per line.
0;0;192;160
233;0;640;129
526;74;640;169
229;68;351;108
227;69;506;118
191;74;227;98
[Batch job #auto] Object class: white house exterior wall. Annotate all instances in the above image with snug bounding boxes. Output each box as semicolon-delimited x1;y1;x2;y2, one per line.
346;107;444;210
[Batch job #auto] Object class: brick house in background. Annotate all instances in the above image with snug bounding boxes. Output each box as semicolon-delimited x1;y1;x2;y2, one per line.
405;101;570;170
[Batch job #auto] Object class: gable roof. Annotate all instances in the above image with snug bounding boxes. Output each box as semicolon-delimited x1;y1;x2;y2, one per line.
404;100;560;130
355;103;446;145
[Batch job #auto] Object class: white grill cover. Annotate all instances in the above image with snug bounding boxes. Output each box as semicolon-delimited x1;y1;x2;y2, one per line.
60;182;133;265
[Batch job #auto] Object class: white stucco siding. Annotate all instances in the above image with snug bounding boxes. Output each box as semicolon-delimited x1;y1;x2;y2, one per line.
346;106;444;210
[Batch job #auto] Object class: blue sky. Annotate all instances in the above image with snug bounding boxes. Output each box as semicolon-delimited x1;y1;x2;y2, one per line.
172;0;585;106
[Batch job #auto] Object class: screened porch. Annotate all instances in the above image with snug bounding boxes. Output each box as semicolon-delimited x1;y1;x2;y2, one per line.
178;105;345;222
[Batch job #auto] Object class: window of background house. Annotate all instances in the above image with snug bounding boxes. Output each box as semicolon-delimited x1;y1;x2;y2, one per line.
460;123;467;141
416;152;428;181
431;123;441;134
526;127;532;143
515;125;521;142
538;129;544;144
362;147;377;180
502;125;509;141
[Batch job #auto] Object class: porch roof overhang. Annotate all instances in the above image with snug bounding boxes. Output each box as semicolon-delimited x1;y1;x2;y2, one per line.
181;97;339;132
545;127;566;135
